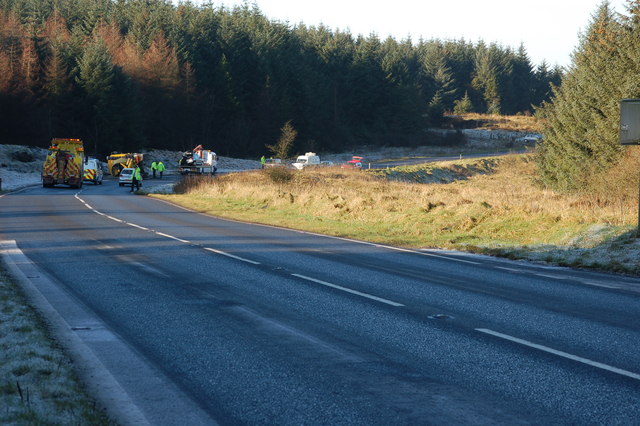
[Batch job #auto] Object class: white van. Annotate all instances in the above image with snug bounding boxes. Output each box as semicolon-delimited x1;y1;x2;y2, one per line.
83;158;104;184
292;152;320;170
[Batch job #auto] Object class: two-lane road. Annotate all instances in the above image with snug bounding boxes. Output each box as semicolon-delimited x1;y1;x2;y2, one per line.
2;180;640;424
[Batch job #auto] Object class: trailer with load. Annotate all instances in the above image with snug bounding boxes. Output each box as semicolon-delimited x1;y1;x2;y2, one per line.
179;145;217;175
41;138;85;188
107;152;144;177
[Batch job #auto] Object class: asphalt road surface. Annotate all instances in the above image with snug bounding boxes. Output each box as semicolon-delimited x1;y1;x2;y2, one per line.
2;178;640;425
369;150;524;169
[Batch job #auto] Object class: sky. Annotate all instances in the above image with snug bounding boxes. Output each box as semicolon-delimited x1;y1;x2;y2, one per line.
184;0;628;67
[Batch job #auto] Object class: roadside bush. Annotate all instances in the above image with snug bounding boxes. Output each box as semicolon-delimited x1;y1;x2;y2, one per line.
264;166;294;184
10;150;34;163
174;175;214;194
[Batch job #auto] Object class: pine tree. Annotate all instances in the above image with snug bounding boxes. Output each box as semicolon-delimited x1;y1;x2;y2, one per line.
536;1;624;191
509;44;534;113
75;39;118;147
453;91;474;114
471;44;501;114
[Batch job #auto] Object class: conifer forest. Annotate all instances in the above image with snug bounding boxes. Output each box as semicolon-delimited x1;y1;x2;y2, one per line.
0;0;562;158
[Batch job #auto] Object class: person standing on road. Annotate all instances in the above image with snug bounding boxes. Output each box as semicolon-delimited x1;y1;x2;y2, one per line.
157;161;165;179
130;165;141;192
151;161;157;179
260;155;266;169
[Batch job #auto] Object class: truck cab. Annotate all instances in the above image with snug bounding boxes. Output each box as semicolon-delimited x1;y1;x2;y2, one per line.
42;138;85;188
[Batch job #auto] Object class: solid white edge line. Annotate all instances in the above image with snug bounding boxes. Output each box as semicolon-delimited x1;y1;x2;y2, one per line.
580;280;619;289
476;328;640;381
534;273;570;280
291;273;404;307
203;247;260;265
496;266;524;273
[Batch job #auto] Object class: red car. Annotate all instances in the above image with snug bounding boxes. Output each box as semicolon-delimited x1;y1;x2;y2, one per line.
341;156;363;169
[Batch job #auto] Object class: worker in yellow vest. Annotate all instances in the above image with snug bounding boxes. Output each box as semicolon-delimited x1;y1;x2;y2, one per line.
130;165;141;192
151;161;157;179
157;161;165;179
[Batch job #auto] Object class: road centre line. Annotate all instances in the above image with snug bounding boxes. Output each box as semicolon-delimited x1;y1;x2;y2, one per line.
291;273;405;307
154;232;190;244
127;223;149;231
476;328;640;381
203;247;261;265
75;194;261;266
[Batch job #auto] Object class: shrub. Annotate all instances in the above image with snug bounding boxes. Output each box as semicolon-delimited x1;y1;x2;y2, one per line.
10;151;34;163
264;166;293;184
174;175;213;193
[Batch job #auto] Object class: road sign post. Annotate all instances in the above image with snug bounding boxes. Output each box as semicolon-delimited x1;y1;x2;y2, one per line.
619;99;640;237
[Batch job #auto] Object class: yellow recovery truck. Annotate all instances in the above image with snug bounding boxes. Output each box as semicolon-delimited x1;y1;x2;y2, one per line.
41;138;85;188
106;152;144;177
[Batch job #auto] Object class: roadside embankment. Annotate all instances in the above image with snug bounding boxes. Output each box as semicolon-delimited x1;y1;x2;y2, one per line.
152;154;640;276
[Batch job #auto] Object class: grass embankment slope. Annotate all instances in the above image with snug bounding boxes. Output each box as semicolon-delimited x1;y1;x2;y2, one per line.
153;153;640;275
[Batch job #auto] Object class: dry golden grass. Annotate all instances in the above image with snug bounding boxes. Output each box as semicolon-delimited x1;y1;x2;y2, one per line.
458;113;541;133
156;154;637;253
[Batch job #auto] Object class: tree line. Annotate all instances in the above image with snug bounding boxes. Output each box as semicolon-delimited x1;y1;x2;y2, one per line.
0;0;561;158
536;0;640;192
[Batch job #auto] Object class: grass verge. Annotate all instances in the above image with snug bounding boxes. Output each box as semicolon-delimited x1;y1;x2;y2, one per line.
152;154;640;275
0;265;114;425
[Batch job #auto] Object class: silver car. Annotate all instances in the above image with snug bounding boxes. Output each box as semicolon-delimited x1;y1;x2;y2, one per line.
118;168;142;187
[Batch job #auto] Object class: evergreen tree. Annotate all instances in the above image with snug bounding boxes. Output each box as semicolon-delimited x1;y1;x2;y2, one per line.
509;44;534;113
536;1;624;190
75;39;119;149
471;44;501;113
453;91;474;114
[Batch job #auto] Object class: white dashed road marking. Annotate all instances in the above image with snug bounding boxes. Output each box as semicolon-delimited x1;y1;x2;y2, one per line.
476;328;640;381
291;273;405;307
